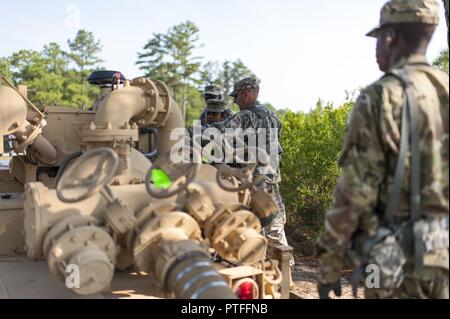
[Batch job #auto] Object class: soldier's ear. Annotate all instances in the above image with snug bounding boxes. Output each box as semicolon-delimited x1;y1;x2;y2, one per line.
385;29;396;48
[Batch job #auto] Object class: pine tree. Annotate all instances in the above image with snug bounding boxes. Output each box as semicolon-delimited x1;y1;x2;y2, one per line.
137;21;203;120
67;30;103;108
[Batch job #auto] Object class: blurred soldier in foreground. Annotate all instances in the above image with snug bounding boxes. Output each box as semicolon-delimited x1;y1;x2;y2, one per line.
317;0;449;299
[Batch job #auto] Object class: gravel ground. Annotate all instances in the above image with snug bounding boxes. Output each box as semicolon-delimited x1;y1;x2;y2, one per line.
290;256;365;299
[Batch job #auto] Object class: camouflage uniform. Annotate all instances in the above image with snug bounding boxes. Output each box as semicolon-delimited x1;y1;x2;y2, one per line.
208;77;294;267
198;85;233;125
199;99;234;125
317;0;449;299
204;84;224;102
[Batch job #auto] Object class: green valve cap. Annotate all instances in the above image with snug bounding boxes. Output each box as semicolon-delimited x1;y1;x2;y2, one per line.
150;169;172;189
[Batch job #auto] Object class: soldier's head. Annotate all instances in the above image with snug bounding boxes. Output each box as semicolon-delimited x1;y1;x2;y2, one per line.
205;99;227;124
229;77;260;108
367;0;440;72
204;84;223;103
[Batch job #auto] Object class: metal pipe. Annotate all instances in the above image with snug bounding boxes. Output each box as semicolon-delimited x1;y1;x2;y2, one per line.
29;135;58;165
94;86;147;129
0;85;58;164
153;240;236;299
156;100;185;157
93;82;185;156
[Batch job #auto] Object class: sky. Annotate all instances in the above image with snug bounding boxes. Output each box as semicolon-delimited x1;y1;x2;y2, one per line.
0;0;448;112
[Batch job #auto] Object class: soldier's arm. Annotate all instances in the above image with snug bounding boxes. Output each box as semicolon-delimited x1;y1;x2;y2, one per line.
317;87;386;284
206;114;243;133
206;111;251;133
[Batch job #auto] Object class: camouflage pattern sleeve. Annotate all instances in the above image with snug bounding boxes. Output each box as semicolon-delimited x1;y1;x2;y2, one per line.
317;86;387;283
207;111;253;132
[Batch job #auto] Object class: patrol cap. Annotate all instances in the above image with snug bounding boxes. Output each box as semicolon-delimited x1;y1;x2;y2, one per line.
204;84;223;95
205;99;227;113
229;77;259;98
204;84;224;102
366;0;440;37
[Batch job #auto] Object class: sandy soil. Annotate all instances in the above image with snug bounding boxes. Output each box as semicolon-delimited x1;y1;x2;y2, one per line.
290;255;365;299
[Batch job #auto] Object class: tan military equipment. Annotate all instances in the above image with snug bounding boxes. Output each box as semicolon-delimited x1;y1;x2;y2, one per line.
0;71;292;299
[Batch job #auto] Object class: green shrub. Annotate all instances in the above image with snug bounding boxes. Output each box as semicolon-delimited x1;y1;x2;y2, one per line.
279;102;353;254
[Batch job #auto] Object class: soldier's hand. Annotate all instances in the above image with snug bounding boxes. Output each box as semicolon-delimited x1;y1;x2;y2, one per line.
318;279;342;299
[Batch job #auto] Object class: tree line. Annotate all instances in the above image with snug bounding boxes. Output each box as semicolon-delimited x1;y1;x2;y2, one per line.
0;21;258;125
0;30;102;109
1;20;447;122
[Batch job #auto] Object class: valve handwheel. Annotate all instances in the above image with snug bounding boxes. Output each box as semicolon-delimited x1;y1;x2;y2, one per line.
145;149;201;199
216;147;268;192
56;148;119;203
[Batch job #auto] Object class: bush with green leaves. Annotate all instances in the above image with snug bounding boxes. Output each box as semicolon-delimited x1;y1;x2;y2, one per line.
279;101;352;254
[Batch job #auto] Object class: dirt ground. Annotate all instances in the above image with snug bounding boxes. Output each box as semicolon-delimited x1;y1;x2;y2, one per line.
286;230;365;299
289;255;365;299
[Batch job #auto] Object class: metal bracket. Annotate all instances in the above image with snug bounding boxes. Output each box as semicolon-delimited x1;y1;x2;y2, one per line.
271;244;293;299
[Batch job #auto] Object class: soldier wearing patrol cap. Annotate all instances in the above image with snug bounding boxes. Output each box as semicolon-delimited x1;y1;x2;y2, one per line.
204;84;224;102
199;85;233;125
203;99;232;124
317;0;449;299
206;76;295;271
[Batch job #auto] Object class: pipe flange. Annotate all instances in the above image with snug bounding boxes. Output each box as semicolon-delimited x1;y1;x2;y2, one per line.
125;203;179;251
152;80;173;127
203;206;266;265
136;203;179;225
212;210;261;244
185;188;215;225
233;228;268;265
68;249;115;295
130;78;161;127
42;215;99;257
203;203;242;239
133;212;202;273
15;119;47;153
47;226;116;282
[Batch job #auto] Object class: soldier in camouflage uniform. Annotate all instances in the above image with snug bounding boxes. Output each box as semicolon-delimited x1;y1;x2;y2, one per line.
205;77;295;268
317;0;449;299
202;99;233;125
199;85;233;125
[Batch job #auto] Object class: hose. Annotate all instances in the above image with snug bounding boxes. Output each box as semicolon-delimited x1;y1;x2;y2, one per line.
154;240;237;299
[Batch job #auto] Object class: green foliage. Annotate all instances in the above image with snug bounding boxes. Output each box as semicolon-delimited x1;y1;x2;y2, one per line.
0;57;12;80
137;21;203;121
184;86;204;126
201;59;257;102
8;47;67;106
66;30;103;108
67;30;103;71
433;49;449;74
2;30;102;108
137;21;259;125
280;101;353;252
